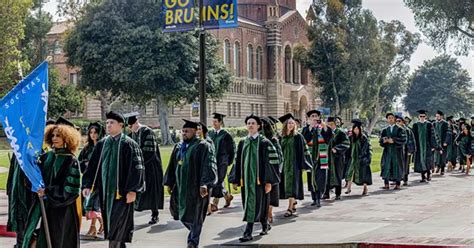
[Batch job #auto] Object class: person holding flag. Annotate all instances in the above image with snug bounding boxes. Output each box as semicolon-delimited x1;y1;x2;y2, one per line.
22;117;82;248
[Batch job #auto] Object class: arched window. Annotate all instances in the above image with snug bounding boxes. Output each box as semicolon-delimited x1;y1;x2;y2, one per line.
256;46;263;80
223;39;231;65
247;44;254;79
284;45;292;83
234;42;241;77
53;40;62;54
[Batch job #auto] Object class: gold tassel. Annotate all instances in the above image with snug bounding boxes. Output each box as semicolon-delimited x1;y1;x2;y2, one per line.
257;178;261;185
240;179;243;187
115;190;122;200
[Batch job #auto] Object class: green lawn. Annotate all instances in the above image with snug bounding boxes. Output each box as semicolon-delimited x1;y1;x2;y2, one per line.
0;139;384;191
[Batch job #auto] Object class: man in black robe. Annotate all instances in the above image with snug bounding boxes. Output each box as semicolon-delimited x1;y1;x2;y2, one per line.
229;114;280;242
323;117;350;200
164;119;217;248
82;111;145;248
397;116;416;186
208;113;235;212
412;110;440;182
433;110;450;175
380;113;407;189
301;110;332;206
125;112;164;225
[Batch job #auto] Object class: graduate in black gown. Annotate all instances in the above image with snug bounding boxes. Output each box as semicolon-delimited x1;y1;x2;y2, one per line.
433;110;450;175
82;111;145;248
380;113;407;190
301;110;332;207
125;112;164;225
229;114;280;242
397;116;416;186
164;119;217;248
323;117;350;200
446;116;458;172
456;124;472;175
345;119;372;195
260;117;282;223
78;121;105;237
22;118;82;248
278;113;312;217
412;110;440;182
208;113;235;212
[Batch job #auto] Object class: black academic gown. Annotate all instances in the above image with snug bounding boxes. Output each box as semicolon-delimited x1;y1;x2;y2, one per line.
434;120;450;168
268;137;283;207
327;129;350;188
164;137;217;224
412;122;439;173
22;150;81;248
82;135;145;243
279;133;312;200
7;154;34;247
208;129;235;198
301;125;332;195
347;134;373;186
130;126;165;211
380;125;407;182
229;136;280;223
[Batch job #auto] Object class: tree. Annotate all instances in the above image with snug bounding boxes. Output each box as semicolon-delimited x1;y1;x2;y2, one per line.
65;0;232;144
404;0;474;55
47;67;84;118
404;55;473;117
0;0;32;97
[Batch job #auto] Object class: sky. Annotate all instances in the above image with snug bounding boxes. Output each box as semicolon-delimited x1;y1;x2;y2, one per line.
43;0;472;78
296;0;473;78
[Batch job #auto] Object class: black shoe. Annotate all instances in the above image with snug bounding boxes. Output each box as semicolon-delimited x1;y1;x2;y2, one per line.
403;181;408;186
419;179;427;183
311;200;318;206
316;199;321;208
322;194;330;200
259;225;271;235
440;172;445;176
335;195;341;200
148;216;158;225
239;235;253;242
427;176;431;181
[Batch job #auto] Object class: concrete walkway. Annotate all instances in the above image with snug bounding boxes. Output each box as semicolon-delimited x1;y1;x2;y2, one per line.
1;170;473;247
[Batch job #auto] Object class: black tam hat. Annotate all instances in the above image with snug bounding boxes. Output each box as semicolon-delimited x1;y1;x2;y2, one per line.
327;117;336;123
106;111;125;123
124;112;140;125
245;114;262;125
306;110;321;117
385;113;395;118
436;110;444;116
417;110;428;115
278;113;295;124
395;115;403;120
351;119;363;127
55;117;75;128
212;112;226;122
458;117;466;123
198;122;208;134
46;119;55;126
446;116;454;121
182;119;199;129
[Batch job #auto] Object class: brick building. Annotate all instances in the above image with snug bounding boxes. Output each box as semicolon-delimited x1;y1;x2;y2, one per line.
46;0;319;127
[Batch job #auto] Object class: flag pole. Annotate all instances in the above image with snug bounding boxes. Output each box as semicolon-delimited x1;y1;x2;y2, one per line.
39;195;52;248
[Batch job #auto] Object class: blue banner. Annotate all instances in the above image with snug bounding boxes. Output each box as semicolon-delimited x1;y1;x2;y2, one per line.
162;0;238;32
0;61;48;192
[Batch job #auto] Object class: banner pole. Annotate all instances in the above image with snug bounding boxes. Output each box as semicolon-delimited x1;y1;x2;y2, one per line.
198;0;207;125
39;196;53;248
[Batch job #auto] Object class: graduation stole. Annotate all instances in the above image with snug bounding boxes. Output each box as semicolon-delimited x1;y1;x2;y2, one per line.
240;135;261;187
309;127;329;169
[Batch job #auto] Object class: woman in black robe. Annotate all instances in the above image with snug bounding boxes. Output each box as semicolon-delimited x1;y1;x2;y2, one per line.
22;118;82;248
345;119;372;196
278;114;312;217
78;122;105;237
260;117;282;223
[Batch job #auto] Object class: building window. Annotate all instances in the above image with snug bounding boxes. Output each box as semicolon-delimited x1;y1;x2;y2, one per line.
256;46;263;80
69;72;78;85
232;102;236;116
250;104;254;114
227;102;231;116
292;59;297;84
53;40;62;54
223;39;231;65
284;45;292;83
260;104;263;116
247;44;254;79
238;103;241;117
234;42;241;77
213;101;217;114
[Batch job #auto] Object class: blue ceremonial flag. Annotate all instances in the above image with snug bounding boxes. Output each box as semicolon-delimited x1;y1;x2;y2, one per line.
0;61;49;192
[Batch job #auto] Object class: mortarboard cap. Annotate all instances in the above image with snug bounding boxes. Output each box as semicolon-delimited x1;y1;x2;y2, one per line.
306;110;321;117
436;110;444;116
124;112;140;125
417;110;428;115
55;117;75;128
198;122;208;133
327;117;336;123
351;119;363;127
278;113;295;124
212;112;226;122
182;119;199;129
245;114;262;125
